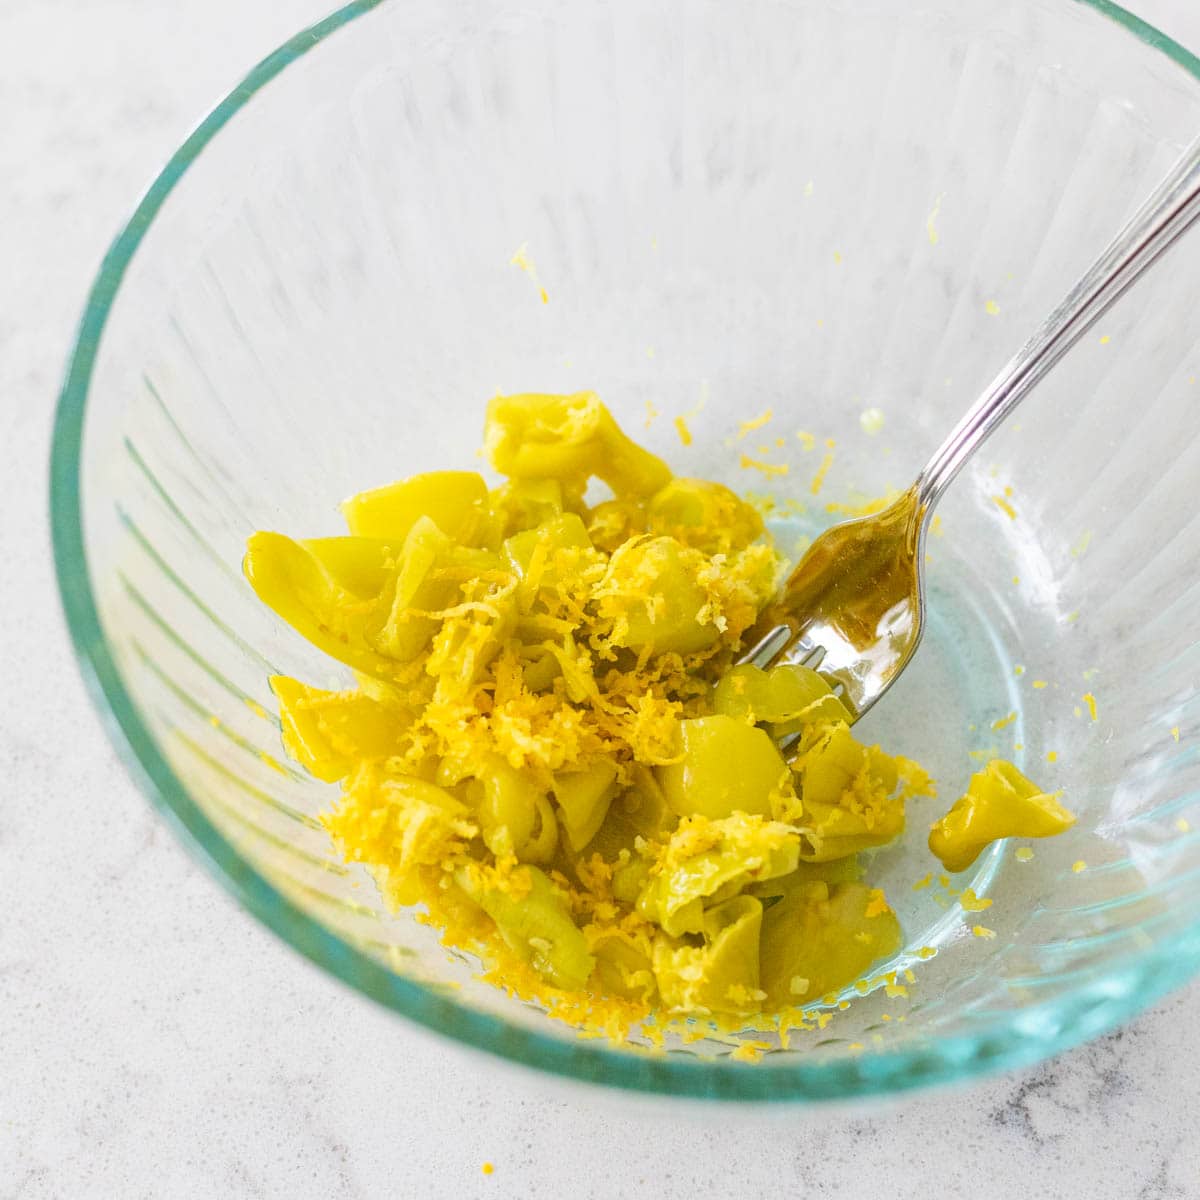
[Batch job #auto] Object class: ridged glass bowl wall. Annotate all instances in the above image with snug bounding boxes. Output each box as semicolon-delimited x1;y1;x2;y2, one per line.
52;0;1200;1099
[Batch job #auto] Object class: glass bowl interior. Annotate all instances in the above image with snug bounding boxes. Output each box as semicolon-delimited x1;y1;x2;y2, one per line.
52;0;1200;1100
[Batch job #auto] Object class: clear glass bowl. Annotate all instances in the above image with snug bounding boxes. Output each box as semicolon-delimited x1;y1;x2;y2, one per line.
51;0;1200;1101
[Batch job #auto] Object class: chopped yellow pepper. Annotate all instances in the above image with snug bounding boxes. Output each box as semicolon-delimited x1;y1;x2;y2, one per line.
656;715;788;819
271;675;408;782
553;760;619;851
653;895;765;1014
457;863;595;992
340;470;489;544
759;881;901;1006
714;662;853;735
786;723;908;860
595;536;722;655
929;760;1076;872
636;812;799;936
484;391;672;497
243;532;400;679
646;478;764;555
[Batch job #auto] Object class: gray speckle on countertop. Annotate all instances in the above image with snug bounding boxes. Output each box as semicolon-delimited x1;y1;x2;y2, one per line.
3;2;1200;1197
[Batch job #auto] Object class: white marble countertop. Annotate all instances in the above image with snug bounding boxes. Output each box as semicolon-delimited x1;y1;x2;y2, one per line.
4;2;1200;1196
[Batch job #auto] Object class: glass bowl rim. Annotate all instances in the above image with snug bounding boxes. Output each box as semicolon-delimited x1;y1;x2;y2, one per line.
48;0;1200;1101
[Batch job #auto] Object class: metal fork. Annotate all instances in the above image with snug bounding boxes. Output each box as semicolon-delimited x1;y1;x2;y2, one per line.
742;134;1200;721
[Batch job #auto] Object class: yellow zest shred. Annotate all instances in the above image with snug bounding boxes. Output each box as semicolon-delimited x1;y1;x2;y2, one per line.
730;1040;770;1063
959;888;992;912
736;408;774;440
739;454;789;479
510;243;548;304
926;193;943;245
810;452;834;495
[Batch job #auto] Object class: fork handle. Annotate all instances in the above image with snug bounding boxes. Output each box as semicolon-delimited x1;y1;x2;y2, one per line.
916;133;1200;513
